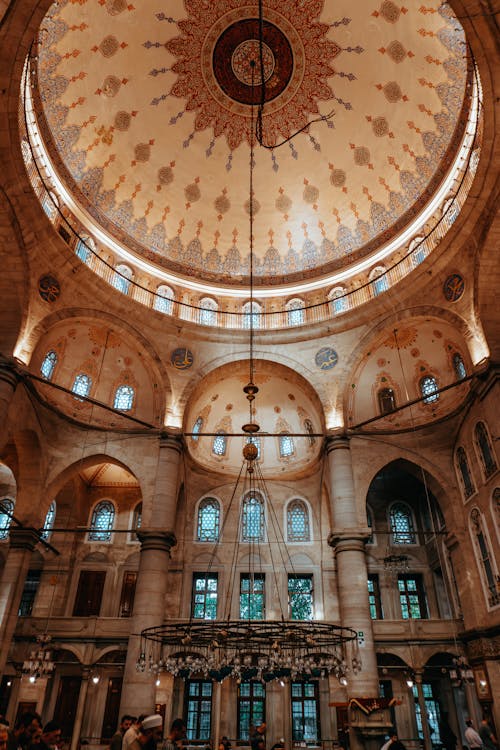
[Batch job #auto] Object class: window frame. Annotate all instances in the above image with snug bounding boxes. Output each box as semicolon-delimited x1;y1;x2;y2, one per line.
368;574;383;620
470;508;500;609
474;421;498;479
199;297;218;326
113;384;135;412
0;498;14;540
456;446;476;500
286;498;311;543
291;681;321;742
191;572;218;620
196;497;221;543
237;681;266;741
184;680;213;741
40;350;58;381
279;431;295;459
41;500;56;540
239;572;265;620
88;500;116;543
212;430;228;457
389;502;417;545
419;375;439;404
242;300;262;330
112;264;133;294
378;387;396;415
397;573;428;619
241;491;265;543
286;298;305;327
18;569;41;616
71;372;92;400
288;573;314;621
154;285;174;315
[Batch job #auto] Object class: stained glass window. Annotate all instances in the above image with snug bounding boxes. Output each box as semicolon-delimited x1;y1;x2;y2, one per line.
456;447;475;499
212;430;227;456
287;299;305;326
475;422;497;477
239;573;265;620
398;574;427;619
288;575;313;620
112;264;132;294
185;681;212;740
291;682;320;741
72;373;92;399
238;682;265;740
470;509;498;606
453;353;467;380
420;375;439;404
192;573;218;619
41;350;57;380
199;298;217;326
304;419;315;446
89;500;115;542
329;288;347;314
197;497;220;542
192;417;203;442
75;236;95;264
246;434;261;459
370;268;388;296
243;301;262;329
114;384;135;411
368;575;383;619
287;499;310;542
378;387;396;414
41;500;56;540
0;498;14;540
154;285;174;314
242;493;265;542
279;432;294;458
389;503;416;544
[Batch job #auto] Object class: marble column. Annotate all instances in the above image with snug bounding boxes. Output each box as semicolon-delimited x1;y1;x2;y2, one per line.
70;668;90;750
0;527;39;676
414;670;433;750
326;436;387;750
120;434;182;717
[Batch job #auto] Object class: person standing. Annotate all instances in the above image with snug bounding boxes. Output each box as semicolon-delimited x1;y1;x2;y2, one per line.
250;724;266;750
110;717;134;750
123;717;146;750
162;719;186;750
465;720;483;750
479;720;498;750
7;713;41;750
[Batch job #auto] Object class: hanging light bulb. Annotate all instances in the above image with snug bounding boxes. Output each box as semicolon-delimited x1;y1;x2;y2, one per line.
92;674;100;684
406;677;414;688
28;674;36;684
156;678;161;687
339;676;348;687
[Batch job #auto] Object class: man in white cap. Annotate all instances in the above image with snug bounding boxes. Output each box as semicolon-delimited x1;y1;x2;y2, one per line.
128;715;163;750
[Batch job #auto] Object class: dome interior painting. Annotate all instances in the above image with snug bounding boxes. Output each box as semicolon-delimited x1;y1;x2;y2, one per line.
33;0;472;289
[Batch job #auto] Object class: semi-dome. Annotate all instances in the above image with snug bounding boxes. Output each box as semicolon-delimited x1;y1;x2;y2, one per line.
33;0;472;290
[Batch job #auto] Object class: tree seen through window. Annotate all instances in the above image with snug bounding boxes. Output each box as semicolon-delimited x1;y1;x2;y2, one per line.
288;575;313;620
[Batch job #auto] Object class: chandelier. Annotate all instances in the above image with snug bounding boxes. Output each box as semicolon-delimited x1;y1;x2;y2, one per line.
137;17;359;688
22;634;55;683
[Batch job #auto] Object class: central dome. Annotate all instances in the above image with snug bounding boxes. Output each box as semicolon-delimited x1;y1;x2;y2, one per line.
35;0;470;287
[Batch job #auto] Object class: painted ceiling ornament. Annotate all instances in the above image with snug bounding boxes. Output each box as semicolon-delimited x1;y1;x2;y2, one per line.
166;0;340;149
38;274;61;303
315;347;338;370
443;273;465;302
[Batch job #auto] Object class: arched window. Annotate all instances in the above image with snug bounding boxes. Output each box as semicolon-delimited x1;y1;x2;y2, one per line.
245;434;261;460
114;384;135;411
154;285;174;315
75;236;95;264
452;353;467;381
242;492;265;542
367;506;374;544
89;500;115;542
378;387;396;415
72;373;92;399
475;422;497;478
470;508;499;607
41;350;57;380
389;502;416;544
197;497;220;542
286;298;305;327
199;297;218;326
420;375;439;404
112;264;133;294
0;498;14;540
192;417;203;442
456;447;475;499
132;502;142;532
409;236;426;266
243;301;262;330
287;499;310;542
279;432;295;458
442;197;459;225
41;501;56;540
212;430;227;457
304;419;315;447
41;191;58;221
328;287;348;314
369;267;389;296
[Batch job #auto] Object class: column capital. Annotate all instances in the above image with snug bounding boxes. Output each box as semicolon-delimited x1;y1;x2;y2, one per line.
328;529;371;551
137;529;177;553
324;434;350;454
158;431;183;454
8;527;40;551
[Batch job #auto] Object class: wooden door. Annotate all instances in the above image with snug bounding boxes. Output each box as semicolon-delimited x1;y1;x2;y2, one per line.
54;676;82;740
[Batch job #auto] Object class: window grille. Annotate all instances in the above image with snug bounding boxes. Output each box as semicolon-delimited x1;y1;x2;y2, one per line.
114;384;135;411
41;350;57;380
420;375;439;404
197;498;220;542
242;493;265;542
389;503;416;544
89;500;115;542
212;430;227;456
287;499;310;542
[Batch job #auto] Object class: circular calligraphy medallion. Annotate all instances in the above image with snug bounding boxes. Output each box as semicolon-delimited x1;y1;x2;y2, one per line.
443;273;465;302
171;348;194;370
38;274;61;303
315;347;338;371
212;19;293;105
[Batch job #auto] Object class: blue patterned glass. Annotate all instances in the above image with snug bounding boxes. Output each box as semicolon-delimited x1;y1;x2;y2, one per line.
89;500;115;541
